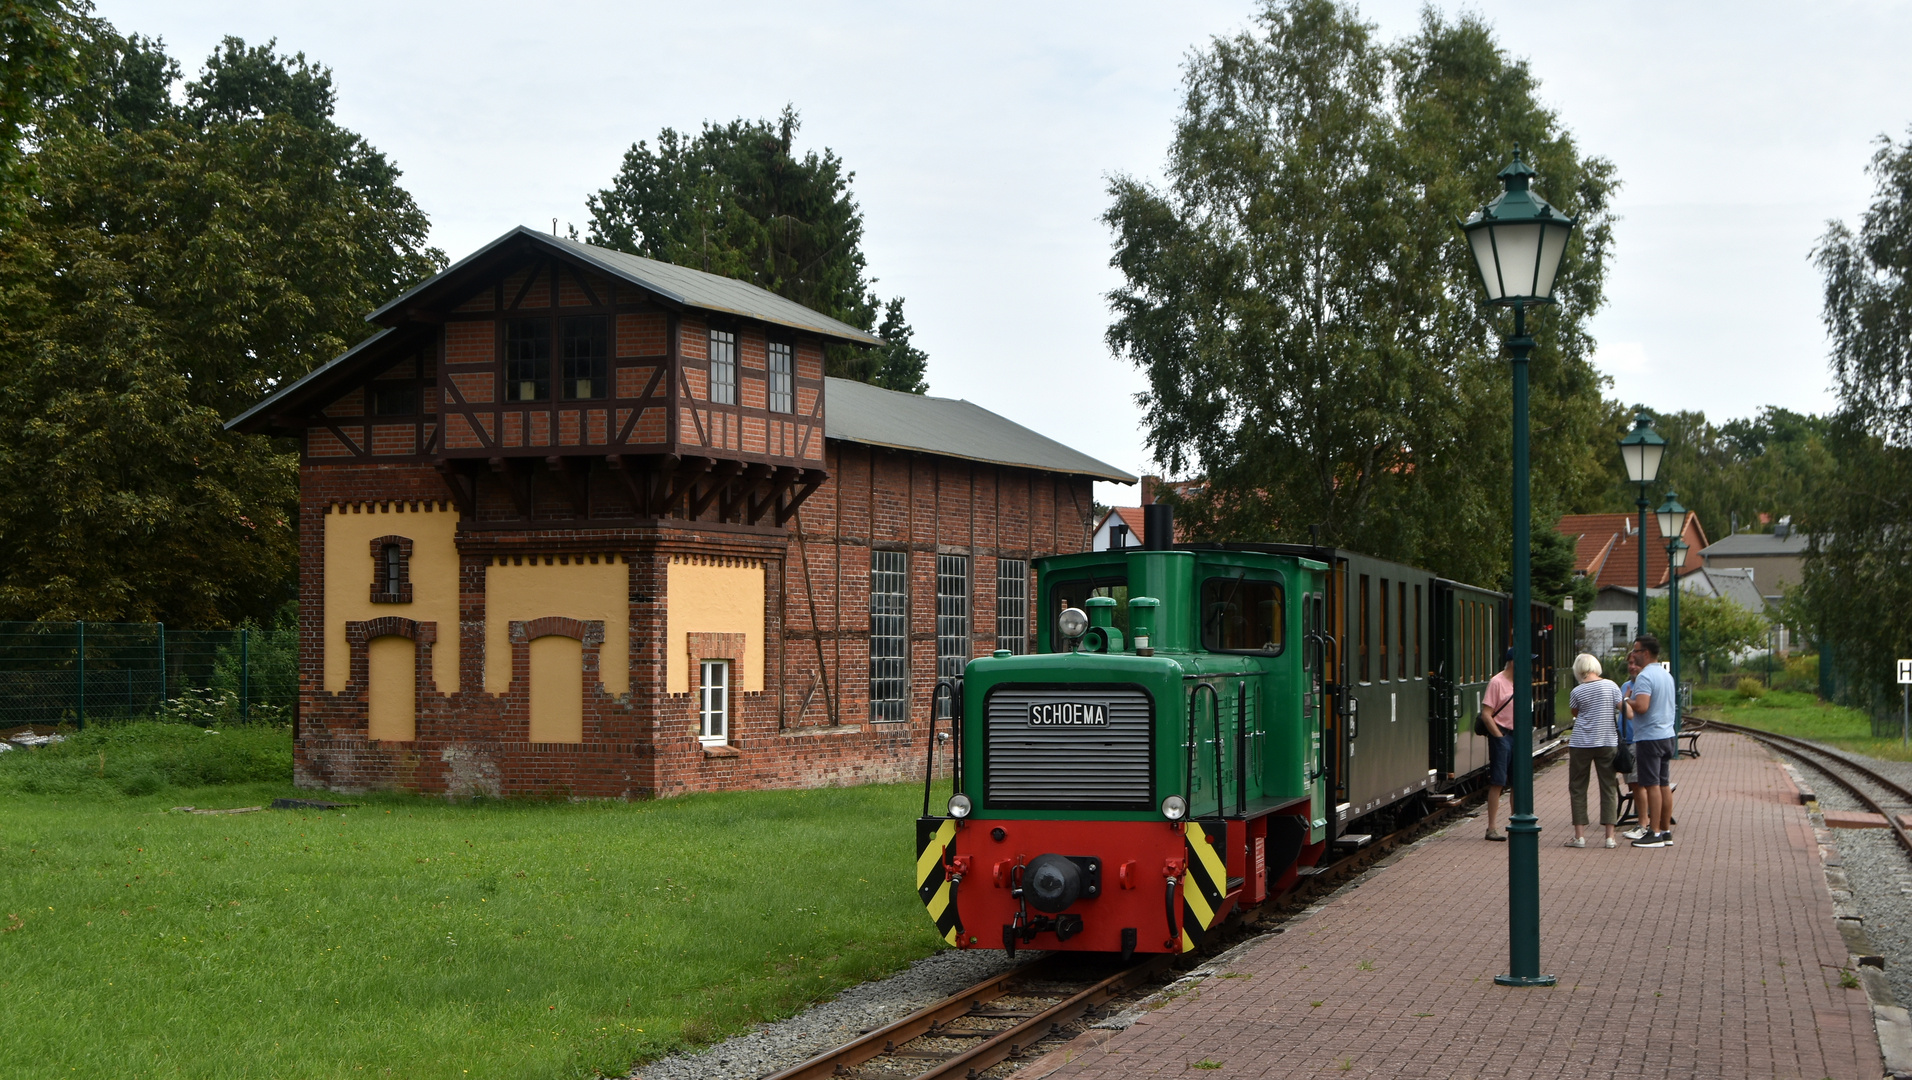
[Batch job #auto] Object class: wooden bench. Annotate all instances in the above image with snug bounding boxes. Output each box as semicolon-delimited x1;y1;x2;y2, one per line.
1678;715;1706;758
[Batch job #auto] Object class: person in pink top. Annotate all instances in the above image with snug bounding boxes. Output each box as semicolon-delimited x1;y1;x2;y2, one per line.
1479;648;1517;841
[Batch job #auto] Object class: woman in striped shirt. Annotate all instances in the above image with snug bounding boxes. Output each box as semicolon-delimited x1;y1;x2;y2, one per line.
1565;652;1624;848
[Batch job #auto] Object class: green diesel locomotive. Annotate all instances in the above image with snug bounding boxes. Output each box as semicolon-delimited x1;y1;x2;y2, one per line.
916;510;1570;957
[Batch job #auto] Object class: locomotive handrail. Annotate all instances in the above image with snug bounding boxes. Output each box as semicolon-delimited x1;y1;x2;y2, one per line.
1236;681;1248;817
924;676;964;818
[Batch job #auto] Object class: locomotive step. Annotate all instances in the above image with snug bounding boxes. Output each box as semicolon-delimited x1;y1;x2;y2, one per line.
1333;833;1374;849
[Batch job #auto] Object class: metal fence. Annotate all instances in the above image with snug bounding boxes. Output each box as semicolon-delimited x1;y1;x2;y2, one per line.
0;621;296;729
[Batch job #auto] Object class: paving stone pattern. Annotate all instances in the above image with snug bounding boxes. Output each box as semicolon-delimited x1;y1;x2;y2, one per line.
1039;733;1879;1079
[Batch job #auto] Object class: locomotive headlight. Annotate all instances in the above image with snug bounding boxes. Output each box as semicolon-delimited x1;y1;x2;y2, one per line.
1160;795;1188;821
1057;607;1089;640
947;793;973;819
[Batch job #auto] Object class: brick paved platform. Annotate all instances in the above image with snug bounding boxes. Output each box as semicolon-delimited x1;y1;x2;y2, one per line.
1034;732;1882;1079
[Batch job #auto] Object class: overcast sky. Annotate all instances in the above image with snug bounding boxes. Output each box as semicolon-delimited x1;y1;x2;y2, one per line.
98;0;1912;505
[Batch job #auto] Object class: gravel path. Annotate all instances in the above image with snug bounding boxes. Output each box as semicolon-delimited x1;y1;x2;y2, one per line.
628;948;1026;1080
1770;743;1912;1009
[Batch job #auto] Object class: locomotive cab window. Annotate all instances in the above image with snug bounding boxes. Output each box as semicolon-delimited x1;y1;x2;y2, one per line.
1048;574;1129;641
1200;577;1283;654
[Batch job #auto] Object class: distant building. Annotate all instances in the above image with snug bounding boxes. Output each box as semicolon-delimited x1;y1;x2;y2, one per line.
1700;517;1808;598
227;226;1132;799
1555;511;1709;654
1091;475;1197;551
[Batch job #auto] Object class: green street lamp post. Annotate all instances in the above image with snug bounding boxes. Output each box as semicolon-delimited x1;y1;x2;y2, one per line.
1619;414;1667;645
1462;147;1574;988
1658;493;1692;714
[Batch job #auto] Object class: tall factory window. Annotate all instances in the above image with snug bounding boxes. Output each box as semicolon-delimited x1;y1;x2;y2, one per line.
561;316;607;399
1398;581;1408;680
869;550;908;723
1358;574;1371;682
505;318;550;401
699;660;729;744
709;329;738;405
767;341;794;413
937;555;970;679
1378;578;1390;680
996;559;1028;654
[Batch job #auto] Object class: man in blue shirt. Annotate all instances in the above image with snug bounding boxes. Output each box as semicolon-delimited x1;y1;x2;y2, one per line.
1627;634;1679;848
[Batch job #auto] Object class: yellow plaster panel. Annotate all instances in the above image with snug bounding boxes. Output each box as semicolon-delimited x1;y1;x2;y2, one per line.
665;557;764;694
484;558;630;696
528;635;583;743
324;505;461;694
366;636;417;741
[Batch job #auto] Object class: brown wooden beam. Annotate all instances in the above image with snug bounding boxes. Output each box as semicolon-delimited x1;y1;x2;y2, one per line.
746;466;799;525
548;455;589;518
691;460;746;520
490;456;531;518
433;458;477;517
776;469;829;527
658;455;711;515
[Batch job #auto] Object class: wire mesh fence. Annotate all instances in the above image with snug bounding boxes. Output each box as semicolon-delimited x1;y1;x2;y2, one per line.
0;621;296;729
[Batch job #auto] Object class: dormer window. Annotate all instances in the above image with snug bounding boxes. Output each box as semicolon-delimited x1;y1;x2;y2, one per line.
370;535;413;603
506;318;550;402
561;316;607;400
709;329;737;405
767;341;793;413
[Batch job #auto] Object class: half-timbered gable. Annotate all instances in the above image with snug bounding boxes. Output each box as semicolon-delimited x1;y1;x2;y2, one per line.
228;226;1131;800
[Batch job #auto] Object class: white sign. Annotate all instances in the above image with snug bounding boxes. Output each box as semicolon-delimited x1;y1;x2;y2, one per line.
1899;659;1912;685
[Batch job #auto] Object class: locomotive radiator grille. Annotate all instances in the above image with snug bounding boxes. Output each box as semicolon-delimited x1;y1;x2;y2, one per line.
984;684;1153;809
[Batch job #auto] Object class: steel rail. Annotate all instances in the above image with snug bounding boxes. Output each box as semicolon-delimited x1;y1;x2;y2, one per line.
763;737;1570;1080
1711;719;1912;859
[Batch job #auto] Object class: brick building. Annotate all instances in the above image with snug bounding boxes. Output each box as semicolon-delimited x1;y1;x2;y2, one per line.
227;227;1131;798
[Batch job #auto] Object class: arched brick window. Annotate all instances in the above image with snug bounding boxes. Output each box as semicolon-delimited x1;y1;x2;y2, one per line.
370;534;413;603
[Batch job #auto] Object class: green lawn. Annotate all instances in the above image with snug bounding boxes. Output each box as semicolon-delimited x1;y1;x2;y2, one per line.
1690;688;1912;761
0;723;944;1079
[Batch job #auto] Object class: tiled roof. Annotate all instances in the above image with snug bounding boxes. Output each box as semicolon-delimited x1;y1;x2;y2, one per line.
1555;512;1710;590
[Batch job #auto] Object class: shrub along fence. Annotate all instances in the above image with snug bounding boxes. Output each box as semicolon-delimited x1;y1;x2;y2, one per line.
0;622;296;729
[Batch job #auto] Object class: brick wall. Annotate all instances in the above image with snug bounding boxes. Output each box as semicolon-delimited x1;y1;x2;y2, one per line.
294;444;1095;800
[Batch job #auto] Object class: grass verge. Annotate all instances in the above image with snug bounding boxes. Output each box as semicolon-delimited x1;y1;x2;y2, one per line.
0;724;944;1079
1690;688;1912;761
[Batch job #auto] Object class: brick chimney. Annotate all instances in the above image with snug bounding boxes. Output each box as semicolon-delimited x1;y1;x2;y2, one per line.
1141;475;1160;506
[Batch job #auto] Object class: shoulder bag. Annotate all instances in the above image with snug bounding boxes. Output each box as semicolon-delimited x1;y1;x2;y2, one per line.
1611;692;1636;774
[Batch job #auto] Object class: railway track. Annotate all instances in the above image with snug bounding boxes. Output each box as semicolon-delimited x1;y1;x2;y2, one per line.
1710;719;1912;858
762;738;1569;1080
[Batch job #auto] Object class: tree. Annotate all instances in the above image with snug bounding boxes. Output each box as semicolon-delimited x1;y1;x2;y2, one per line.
1597;406;1833;538
0;0;92;207
1103;0;1616;589
1802;129;1912;714
1645;590;1769;686
0;28;442;625
586;107;929;391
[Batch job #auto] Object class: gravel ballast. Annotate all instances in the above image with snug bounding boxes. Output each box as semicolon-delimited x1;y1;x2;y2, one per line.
1773;744;1912;1009
628;948;1025;1080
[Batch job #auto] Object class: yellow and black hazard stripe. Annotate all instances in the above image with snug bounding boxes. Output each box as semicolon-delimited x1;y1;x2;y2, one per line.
915;817;963;946
1180;819;1229;952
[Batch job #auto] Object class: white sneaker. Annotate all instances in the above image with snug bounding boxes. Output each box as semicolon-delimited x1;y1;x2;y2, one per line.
1604;837;1617;849
1623;827;1649;840
1562;837;1585;848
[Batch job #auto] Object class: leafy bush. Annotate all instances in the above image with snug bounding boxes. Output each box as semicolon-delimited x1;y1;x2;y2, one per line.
1736;676;1767;700
0;720;291;797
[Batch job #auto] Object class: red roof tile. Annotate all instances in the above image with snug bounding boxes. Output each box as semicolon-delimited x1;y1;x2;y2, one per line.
1555;512;1710;590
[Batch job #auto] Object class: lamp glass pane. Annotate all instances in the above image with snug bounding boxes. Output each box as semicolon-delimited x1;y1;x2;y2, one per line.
1669;544;1688;569
1628;442;1664;485
1467;229;1502;300
1657;507;1683;540
1489;222;1544;298
1534;220;1571;298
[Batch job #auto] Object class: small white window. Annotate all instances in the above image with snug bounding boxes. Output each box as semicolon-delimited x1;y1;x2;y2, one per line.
699;660;729;744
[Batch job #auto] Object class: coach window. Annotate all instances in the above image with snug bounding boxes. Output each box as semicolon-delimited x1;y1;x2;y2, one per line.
561;316;608;399
1358;575;1371;682
698;660;729;745
1378;578;1390;680
505;318;551;402
1200;577;1284;654
709;328;738;405
767;340;794;413
1398;581;1408;680
1413;584;1423;678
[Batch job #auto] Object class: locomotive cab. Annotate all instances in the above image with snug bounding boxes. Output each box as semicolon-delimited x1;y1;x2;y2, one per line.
915;541;1330;957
